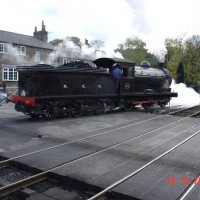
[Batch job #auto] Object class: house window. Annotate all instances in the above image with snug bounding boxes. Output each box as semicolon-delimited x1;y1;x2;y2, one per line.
0;43;8;53
16;45;26;55
35;51;42;62
2;67;18;81
63;58;72;64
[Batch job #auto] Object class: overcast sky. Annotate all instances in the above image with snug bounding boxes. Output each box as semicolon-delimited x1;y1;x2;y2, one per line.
1;0;200;54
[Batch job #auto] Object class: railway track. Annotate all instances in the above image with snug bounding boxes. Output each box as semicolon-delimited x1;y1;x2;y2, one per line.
0;106;199;199
169;105;200;117
135;104;200;117
88;128;200;200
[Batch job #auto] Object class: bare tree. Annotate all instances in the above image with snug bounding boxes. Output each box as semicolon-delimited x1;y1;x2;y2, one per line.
90;39;105;52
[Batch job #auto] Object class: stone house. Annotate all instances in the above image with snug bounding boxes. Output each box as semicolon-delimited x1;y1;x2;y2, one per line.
0;21;54;94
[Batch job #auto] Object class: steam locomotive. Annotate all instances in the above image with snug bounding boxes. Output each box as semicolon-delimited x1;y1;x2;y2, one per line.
8;57;177;120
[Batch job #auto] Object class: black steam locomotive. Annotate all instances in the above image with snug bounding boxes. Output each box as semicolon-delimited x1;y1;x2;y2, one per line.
8;57;177;120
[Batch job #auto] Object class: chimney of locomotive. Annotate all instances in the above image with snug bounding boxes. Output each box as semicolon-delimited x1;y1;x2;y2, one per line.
33;20;48;42
159;63;164;69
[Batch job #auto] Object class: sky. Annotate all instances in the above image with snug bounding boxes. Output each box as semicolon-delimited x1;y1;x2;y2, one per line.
1;0;200;55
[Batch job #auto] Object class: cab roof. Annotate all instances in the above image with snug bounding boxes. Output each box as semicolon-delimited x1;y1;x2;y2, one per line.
93;57;135;68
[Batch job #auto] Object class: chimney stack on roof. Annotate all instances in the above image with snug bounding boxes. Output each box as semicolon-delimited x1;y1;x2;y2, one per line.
33;21;48;42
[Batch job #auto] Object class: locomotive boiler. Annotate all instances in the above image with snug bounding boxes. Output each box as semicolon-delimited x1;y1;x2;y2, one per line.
8;57;177;120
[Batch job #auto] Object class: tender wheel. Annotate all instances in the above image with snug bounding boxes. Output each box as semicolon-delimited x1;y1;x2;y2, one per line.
42;105;57;120
60;106;70;118
142;103;152;110
159;102;168;108
123;102;133;111
71;109;83;118
94;102;105;115
42;112;57;120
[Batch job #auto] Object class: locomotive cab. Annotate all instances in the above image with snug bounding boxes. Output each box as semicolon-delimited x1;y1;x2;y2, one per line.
94;57;135;78
93;57;135;95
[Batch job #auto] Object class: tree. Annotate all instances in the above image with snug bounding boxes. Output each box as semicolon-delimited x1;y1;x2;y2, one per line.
117;37;159;67
49;39;64;46
114;44;123;54
90;39;105;53
145;52;160;68
176;61;184;83
66;36;82;48
183;35;200;84
164;38;184;78
165;35;200;84
124;37;146;49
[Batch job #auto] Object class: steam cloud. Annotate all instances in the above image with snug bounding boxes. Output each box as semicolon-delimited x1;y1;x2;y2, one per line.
48;38;124;65
170;80;200;108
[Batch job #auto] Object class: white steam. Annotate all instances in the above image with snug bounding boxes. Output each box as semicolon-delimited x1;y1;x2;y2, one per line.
4;44;32;65
48;39;124;65
48;40;82;64
170;80;200;108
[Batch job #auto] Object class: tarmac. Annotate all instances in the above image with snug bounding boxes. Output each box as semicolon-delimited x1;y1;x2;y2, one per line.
0;103;200;200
